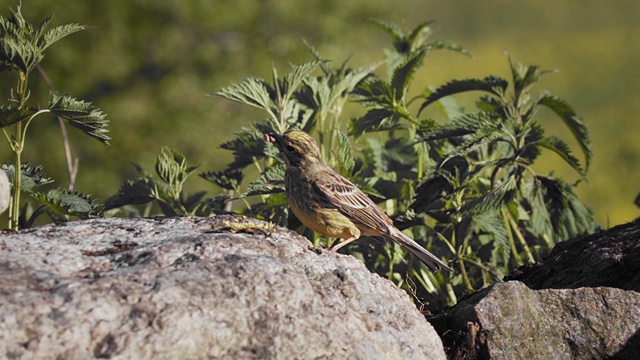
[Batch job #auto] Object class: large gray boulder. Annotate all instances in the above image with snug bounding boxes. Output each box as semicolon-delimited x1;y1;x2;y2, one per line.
0;216;446;360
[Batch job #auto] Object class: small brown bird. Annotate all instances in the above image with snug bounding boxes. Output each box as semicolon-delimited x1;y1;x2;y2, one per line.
265;129;452;272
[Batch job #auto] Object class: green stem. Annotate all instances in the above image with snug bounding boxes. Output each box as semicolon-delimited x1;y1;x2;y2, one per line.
9;72;29;230
502;206;523;266
456;246;474;292
506;210;535;263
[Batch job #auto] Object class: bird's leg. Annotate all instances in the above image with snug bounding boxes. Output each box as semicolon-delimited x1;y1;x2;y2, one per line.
329;236;358;252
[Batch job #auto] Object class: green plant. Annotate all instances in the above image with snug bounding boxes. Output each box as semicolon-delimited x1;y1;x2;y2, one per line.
0;5;110;229
207;19;597;309
105;147;213;217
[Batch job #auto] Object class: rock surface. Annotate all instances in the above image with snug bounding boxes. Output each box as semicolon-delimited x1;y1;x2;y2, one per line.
430;220;640;360
507;219;640;291
0;216;446;360
431;281;640;360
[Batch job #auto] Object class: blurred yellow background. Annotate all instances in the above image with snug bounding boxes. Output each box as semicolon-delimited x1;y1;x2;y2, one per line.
1;1;638;226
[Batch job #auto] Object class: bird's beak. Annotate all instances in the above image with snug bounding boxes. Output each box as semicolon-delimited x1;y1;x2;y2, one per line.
264;133;282;144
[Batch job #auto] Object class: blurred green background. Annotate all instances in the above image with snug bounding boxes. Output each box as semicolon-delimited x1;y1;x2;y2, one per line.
1;1;638;226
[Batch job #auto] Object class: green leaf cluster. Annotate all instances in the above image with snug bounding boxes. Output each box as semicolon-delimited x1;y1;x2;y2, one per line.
0;5;109;229
208;20;598;309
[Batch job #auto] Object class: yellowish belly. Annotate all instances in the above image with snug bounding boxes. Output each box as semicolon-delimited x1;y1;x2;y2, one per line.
289;198;360;240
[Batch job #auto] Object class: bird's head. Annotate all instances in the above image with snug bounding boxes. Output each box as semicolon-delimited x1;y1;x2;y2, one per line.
264;129;324;167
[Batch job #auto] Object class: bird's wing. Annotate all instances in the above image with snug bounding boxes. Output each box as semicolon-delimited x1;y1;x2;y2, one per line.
314;169;392;234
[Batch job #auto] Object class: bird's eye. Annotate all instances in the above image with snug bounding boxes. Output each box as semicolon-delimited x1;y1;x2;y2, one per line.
285;145;295;152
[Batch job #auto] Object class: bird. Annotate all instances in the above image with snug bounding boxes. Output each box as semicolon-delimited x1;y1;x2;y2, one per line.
264;129;452;272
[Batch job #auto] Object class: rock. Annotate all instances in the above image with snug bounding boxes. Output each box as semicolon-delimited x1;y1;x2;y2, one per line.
430;220;640;360
430;281;640;360
0;216;446;360
507;219;640;291
0;169;9;215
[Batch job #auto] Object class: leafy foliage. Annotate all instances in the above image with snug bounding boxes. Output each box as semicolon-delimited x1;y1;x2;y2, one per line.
208;20;598;310
106;148;211;217
0;5;109;230
1;163;101;227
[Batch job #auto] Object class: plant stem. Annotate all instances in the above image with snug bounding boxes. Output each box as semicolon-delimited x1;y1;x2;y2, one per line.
501;206;523;266
456;246;474;292
506;210;535;263
9;72;29;230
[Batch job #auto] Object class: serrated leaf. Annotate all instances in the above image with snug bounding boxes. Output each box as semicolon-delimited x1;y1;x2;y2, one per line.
1;163;53;193
154;147;198;196
0;105;38;128
419;40;472;58
472;212;510;261
391;50;424;101
243;163;286;197
199;169;243;190
352;76;394;107
103;176;157;210
41;23;86;50
349;109;396;136
221;121;275;169
48;92;111;146
333;130;355;177
419;112;492;142
536;135;584;176
536;91;592;171
371;19;406;50
419;77;508;115
33;188;101;218
537;175;597;240
280;60;324;100
462;176;517;215
212;77;275;115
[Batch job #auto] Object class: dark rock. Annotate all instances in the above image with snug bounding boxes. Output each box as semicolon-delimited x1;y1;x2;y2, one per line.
431;220;640;359
507;219;640;291
431;281;640;360
0;216;445;359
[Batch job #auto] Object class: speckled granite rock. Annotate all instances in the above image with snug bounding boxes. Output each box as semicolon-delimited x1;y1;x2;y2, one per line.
0;216;445;360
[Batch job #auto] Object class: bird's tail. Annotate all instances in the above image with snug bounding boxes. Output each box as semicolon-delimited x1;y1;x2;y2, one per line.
388;227;452;272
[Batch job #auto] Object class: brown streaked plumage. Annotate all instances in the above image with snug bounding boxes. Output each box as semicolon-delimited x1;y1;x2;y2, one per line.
265;129;452;272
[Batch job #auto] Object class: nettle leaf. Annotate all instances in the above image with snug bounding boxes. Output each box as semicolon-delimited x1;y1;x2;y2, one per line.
199;169;244;190
1;163;53;193
349;108;395;136
0;105;38;128
221;122;274;169
537;135;584;176
472;212;510;262
419;76;508;115
528;184;553;237
333;130;355;177
212;77;274;113
48;92;111;146
420;40;472;58
443;124;505;161
280;60;324;100
155;147;198;191
33;188;101;218
462;176;517;215
536;91;592;171
40;23;87;50
391;50;425;101
371;19;406;51
537;175;597;240
0;7;41;73
419;112;494;142
243;163;286;197
352;76;394;108
508;55;556;100
104;176;157;210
